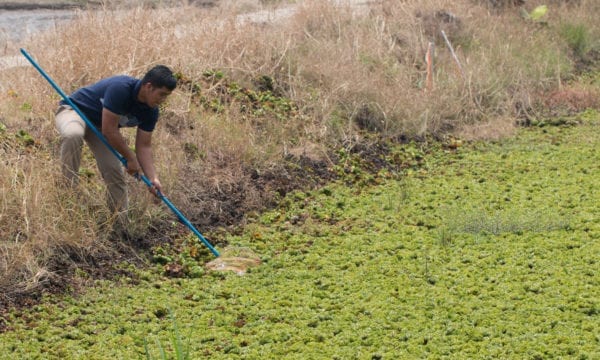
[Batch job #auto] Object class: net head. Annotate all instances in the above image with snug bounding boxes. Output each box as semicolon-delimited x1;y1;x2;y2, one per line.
205;246;261;275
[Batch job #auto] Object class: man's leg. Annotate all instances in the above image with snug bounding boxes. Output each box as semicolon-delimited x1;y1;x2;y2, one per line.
55;105;85;186
84;128;129;230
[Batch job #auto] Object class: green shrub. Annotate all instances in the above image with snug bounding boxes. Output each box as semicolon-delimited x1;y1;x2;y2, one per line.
560;23;590;58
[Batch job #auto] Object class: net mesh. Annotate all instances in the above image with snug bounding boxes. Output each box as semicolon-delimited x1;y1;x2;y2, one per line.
205;246;261;275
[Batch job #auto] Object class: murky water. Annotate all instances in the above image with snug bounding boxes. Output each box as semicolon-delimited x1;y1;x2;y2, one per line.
0;9;75;44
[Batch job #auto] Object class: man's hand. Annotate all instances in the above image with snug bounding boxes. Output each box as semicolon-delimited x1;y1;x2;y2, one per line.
150;178;163;197
126;157;142;176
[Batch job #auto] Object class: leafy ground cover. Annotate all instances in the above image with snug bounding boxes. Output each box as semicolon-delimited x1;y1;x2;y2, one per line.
1;113;599;359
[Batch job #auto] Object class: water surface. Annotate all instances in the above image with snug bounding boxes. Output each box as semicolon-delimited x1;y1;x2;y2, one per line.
0;9;75;44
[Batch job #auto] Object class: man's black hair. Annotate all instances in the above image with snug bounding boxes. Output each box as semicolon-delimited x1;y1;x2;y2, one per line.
142;65;177;90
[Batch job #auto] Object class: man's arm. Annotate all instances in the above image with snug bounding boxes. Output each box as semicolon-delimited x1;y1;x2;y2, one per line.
101;108;141;175
136;127;162;195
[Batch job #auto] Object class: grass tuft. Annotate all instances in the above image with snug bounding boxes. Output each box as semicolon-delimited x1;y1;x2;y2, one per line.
144;308;190;360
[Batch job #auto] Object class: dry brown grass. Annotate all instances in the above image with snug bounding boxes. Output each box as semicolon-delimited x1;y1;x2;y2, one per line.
0;135;108;299
1;0;599;300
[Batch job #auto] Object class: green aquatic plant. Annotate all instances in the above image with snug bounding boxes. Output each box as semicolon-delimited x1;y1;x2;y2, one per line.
1;115;599;359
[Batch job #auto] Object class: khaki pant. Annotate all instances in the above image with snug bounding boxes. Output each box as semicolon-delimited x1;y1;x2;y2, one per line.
55;105;128;225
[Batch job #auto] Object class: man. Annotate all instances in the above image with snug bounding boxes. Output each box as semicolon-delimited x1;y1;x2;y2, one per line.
55;65;177;230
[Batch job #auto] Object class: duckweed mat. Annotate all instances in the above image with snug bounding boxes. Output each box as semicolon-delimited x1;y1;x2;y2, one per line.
0;115;599;359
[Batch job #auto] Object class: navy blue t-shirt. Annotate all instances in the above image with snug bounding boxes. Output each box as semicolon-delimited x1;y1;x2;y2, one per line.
62;75;159;132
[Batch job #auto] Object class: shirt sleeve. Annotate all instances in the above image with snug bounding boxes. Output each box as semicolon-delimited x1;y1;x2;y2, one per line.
138;108;159;132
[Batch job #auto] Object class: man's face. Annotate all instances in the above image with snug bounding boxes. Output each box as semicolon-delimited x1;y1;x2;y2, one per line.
141;83;172;108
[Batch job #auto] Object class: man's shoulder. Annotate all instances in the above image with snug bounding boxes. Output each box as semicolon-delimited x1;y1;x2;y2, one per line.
99;75;140;104
105;74;137;83
98;75;138;91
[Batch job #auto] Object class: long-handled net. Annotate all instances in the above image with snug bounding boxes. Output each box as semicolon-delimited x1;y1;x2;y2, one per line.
22;49;262;275
21;49;221;256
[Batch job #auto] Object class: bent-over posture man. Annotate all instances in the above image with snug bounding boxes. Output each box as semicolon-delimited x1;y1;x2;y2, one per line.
55;65;177;230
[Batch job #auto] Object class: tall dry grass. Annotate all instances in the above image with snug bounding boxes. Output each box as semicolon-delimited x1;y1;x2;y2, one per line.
1;0;599;299
0;136;105;297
